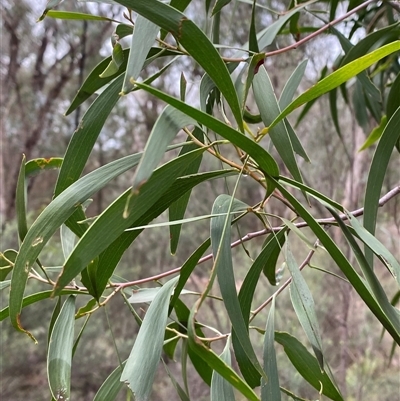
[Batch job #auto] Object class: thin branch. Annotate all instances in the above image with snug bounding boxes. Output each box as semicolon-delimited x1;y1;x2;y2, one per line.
221;0;378;63
250;247;316;322
109;185;400;289
263;0;377;58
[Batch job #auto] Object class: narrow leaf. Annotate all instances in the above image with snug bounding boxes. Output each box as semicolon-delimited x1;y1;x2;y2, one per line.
286;244;324;369
55;74;123;196
16;155;28;241
211;195;266;380
364;106;400;267
122;15;159;94
133;80;279;177
254;67;304;185
232;229;286;387
261;297;280;401
121;276;179;400
46;10;115;21
347;211;400;287
114;0;243;128
270;177;400;344
93;363;126;401
275;332;343;401
279;59;308;110
211;337;236;401
132;106;195;192
9;153;142;334
0;290;86;322
269;41;400;130
53;149;205;295
47;295;75;401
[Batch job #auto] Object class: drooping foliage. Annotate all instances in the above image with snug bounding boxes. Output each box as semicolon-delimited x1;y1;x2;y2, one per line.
2;0;399;400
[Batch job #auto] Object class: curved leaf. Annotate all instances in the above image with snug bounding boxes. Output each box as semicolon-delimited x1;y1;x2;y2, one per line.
253;66;304;185
269;41;400;130
261;297;280;401
121;276;179;400
275;332;343;401
93;363;126;401
53;149;205;295
286;244;324;369
363;106;400;265
232;228;286;387
114;0;243;128
211;337;236;401
132;106;195;192
9;152;142;334
122;15;159;93
211;194;266;381
47;295;76;401
133;80;279;177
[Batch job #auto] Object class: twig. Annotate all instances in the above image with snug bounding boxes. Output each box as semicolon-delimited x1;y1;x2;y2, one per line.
220;0;377;63
249;247;316;322
263;0;377;58
109;185;400;289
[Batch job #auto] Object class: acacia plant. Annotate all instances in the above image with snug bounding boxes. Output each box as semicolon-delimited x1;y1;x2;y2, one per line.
2;0;400;400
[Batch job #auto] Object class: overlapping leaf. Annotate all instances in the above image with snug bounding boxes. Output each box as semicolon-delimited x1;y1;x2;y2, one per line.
9;152;143;334
121;277;178;400
269;41;400;130
114;0;243;128
47;295;76;401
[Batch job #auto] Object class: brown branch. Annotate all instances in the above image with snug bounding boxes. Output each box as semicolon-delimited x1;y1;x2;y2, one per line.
221;0;378;63
110;185;400;289
249;247;316;322
263;0;377;58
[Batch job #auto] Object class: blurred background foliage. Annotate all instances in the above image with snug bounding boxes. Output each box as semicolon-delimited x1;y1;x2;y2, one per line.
1;0;399;400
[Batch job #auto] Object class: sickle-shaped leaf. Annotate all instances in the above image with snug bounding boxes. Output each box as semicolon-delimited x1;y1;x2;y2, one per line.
211;194;267;381
232;228;287;387
9;152;142;335
55;74;124;197
363;106;400;266
286;244;324;369
254;67;304;185
93;362;126;401
269;41;400;130
133;80;279;177
275;332;344;401
261;297;280;401
132;106;195;192
268;177;400;344
47;295;75;401
211;337;236;401
122;15;159;93
121;276;179;400
89;169;231;302
114;0;243;129
53;149;205;295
